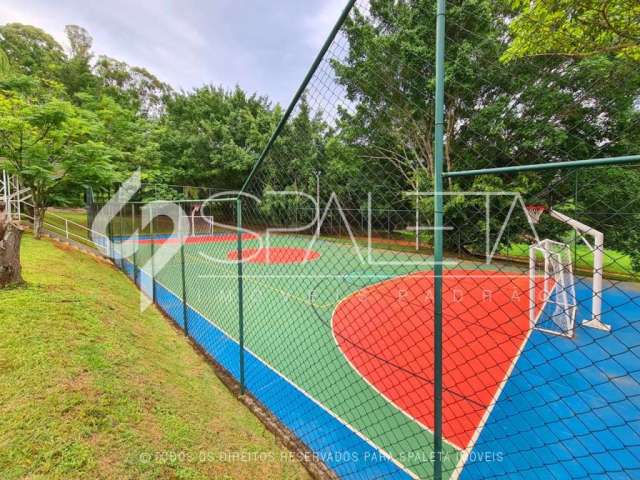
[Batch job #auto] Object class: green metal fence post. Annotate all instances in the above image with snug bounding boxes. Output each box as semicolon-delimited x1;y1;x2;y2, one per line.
149;206;156;303
118;204;125;269
433;0;447;479
574;170;579;263
132;204;138;285
180;213;189;336
236;197;246;395
107;204;114;261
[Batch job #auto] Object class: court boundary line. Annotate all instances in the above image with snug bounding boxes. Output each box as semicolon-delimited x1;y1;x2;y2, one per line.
127;260;418;480
329;269;551;477
449;275;552;480
329;273;464;452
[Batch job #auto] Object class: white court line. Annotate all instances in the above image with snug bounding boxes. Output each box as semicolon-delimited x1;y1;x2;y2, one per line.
449;277;550;480
329;276;464;451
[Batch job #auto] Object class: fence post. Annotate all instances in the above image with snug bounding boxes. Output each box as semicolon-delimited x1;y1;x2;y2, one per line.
180;213;189;336
387;209;391;238
118;206;125;269
16;177;21;222
132;204;138;285
433;1;446;479
107;204;114;261
65;219;69;240
149;206;157;303
236;197;246;395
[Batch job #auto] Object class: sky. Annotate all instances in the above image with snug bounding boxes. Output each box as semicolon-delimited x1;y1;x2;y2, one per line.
0;0;347;105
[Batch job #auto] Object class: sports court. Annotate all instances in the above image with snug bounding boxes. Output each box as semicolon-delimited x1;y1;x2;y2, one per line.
95;1;640;477
115;228;640;479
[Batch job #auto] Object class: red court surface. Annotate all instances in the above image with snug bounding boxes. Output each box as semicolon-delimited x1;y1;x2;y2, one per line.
227;247;321;264
137;233;257;245
332;270;546;450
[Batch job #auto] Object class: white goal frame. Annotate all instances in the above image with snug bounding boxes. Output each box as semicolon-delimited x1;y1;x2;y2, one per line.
527;207;611;333
529;239;577;338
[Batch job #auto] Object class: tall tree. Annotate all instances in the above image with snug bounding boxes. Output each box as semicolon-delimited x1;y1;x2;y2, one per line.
331;0;640;251
0;23;65;77
0;48;10;78
160;86;277;189
0;45;23;288
0;85;115;237
94;56;171;117
59;25;96;97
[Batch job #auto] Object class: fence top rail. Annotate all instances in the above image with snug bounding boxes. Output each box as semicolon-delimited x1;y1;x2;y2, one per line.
98;198;238;206
443;154;640;178
239;0;358;195
20;201;108;241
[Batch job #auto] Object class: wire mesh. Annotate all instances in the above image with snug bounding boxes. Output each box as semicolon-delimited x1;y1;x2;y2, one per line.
92;1;640;478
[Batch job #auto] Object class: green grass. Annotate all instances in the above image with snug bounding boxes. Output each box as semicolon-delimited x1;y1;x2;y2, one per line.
502;242;635;278
46;208;88;226
44;209;96;249
0;236;310;480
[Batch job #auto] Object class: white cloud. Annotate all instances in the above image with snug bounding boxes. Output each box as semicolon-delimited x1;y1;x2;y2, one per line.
302;0;346;49
0;0;348;104
0;3;70;48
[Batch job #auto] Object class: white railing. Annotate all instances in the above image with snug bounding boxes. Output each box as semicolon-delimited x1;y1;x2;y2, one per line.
2;170;108;252
20;203;108;251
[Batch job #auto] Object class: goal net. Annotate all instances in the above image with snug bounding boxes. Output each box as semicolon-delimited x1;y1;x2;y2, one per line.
529;239;578;338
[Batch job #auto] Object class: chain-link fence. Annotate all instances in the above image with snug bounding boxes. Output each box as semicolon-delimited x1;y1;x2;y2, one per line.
93;1;640;478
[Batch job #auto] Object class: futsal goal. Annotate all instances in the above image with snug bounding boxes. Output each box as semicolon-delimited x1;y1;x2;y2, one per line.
529;239;577;337
527;205;611;336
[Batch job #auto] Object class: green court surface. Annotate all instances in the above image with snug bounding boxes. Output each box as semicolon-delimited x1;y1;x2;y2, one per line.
130;233;463;479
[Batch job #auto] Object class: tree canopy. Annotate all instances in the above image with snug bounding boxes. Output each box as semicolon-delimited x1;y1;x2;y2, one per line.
504;0;640;62
1;3;639;266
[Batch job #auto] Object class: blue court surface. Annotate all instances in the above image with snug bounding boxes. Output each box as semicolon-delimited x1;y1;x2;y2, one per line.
460;279;640;480
118;245;640;479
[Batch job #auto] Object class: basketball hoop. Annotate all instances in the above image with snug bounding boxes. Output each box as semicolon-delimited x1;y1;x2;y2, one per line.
526;204;546;224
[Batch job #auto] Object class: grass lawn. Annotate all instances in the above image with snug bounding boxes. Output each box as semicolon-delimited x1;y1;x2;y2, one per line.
0;235;310;480
503;242;635;278
44;209;96;249
46;208;88;226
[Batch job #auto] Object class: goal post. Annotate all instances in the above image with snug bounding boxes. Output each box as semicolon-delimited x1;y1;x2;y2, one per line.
529;239;578;337
526;205;611;334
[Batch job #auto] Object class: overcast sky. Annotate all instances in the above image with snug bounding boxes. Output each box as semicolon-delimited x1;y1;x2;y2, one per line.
0;0;347;105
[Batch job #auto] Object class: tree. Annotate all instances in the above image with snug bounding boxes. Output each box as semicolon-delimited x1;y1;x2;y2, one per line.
0;23;65;77
59;25;97;97
504;0;640;62
0;86;115;238
0;199;24;287
94;55;171;117
328;0;640;252
159;86;277;189
501;0;640;267
0;52;23;288
0;48;10;78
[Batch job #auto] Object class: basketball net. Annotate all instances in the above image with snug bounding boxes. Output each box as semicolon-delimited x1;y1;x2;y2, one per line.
526;204;546;224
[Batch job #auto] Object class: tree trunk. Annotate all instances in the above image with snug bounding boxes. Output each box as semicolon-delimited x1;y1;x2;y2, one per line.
0;223;24;288
33;207;45;239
